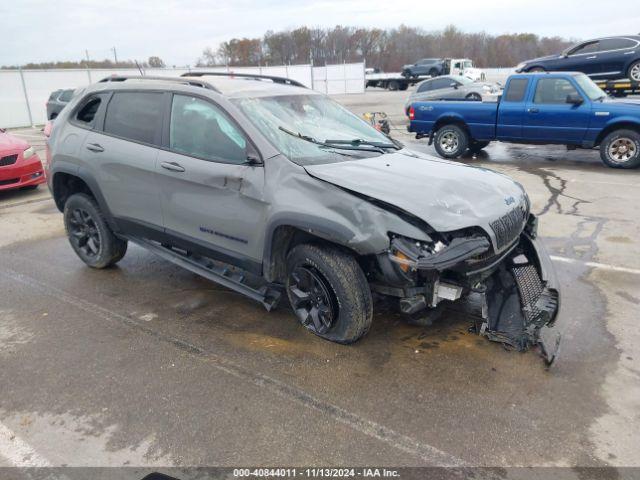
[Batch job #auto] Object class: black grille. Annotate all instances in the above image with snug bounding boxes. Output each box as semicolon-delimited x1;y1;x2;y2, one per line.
490;205;527;250
0;154;18;167
0;178;19;186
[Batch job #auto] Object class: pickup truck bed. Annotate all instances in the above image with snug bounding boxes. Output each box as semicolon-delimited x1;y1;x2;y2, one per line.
408;72;640;169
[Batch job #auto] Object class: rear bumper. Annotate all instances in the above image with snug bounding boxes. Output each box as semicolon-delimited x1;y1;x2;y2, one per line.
0;154;46;191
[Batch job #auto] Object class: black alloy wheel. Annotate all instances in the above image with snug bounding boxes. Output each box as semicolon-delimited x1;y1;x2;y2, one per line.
68;207;102;259
288;265;337;335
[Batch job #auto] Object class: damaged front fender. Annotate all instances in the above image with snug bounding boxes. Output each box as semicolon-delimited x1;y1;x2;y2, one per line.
476;233;561;365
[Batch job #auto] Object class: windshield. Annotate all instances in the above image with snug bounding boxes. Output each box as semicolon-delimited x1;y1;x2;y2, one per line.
59;89;75;102
574;74;607;100
232;94;394;165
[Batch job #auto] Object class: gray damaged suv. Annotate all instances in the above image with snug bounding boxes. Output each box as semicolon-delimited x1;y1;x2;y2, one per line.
47;72;560;363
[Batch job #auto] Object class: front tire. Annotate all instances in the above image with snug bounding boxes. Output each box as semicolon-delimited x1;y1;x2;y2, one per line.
434;124;469;159
599;129;640;169
627;60;640;82
63;193;128;268
286;243;373;344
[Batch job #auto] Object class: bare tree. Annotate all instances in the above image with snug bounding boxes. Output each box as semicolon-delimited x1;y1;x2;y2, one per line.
196;25;575;70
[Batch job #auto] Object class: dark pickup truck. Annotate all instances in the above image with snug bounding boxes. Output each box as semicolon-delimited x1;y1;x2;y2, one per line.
408;72;640;168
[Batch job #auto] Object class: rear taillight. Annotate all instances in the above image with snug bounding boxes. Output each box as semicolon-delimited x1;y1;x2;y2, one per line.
43;121;53;138
409;106;415;120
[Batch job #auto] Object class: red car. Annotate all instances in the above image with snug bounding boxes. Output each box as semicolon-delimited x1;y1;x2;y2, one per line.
0;128;46;192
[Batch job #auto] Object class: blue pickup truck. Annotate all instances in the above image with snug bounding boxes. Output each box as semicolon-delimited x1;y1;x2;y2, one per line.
408;72;640;168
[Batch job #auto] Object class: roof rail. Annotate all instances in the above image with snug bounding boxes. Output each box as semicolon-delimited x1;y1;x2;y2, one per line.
181;71;307;88
98;75;220;92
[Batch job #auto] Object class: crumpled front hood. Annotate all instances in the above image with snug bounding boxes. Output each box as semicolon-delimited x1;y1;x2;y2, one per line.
304;150;527;233
0;131;28;152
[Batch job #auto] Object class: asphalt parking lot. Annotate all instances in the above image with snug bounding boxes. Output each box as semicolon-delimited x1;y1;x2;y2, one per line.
1;90;639;471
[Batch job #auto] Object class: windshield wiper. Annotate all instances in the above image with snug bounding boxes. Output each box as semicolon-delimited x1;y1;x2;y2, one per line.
324;138;400;150
278;126;387;154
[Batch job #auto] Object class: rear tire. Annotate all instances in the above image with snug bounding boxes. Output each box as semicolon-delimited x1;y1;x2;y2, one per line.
428;68;439;77
63;193;128;268
388;80;400;91
528;67;546;73
599;129;640;168
627;60;640;82
465;92;482;101
434;124;469;159
285;243;373;344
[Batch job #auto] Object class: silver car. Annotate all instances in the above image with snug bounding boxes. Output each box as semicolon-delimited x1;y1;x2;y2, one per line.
405;75;500;115
46;72;559;363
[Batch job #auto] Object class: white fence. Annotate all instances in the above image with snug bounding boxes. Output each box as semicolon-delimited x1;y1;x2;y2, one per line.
1;62;365;128
482;68;516;85
311;63;366;95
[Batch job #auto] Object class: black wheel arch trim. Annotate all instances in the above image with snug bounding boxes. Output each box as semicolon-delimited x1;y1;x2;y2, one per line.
50;164;120;233
262;213;360;282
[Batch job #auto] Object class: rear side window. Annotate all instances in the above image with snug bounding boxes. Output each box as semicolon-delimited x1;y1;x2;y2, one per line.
534;78;580;104
598;38;637;51
417;81;432;93
75;95;106;127
430;78;453;90
169;94;247;164
104;92;164;145
504;79;529;102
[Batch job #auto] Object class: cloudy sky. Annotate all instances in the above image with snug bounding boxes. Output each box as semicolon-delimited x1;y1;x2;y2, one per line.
3;0;639;66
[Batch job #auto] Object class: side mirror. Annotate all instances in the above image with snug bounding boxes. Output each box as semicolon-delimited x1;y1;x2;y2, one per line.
566;93;583;105
245;152;263;166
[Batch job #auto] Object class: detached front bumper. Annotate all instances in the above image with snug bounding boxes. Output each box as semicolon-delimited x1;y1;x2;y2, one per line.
384;226;561;365
478;233;561;365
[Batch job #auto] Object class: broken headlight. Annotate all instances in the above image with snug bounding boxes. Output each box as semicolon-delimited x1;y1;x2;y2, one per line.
388;234;444;274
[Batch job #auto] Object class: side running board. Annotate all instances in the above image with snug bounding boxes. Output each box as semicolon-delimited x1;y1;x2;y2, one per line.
127;237;282;311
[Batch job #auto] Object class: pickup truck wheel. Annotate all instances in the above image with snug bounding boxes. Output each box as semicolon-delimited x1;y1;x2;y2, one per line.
63;193;128;268
469;140;490;153
286;243;373;344
600;130;640;168
628;61;640;82
434;125;469;159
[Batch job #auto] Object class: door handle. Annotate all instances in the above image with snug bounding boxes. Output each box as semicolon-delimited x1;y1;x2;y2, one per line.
86;143;104;153
161;161;185;172
528;108;539;113
586;56;597;59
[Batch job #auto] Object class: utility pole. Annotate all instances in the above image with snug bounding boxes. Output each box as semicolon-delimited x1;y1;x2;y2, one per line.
85;50;90;66
111;47;118;64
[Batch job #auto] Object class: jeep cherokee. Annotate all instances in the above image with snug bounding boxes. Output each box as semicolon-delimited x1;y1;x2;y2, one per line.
46;72;560;363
